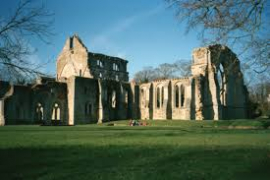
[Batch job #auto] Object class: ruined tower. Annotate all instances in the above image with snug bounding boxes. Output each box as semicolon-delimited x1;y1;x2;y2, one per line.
56;35;129;82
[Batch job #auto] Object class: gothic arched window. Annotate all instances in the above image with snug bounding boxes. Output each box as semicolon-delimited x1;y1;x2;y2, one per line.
180;85;185;107
157;87;160;108
52;103;60;120
112;90;116;108
85;102;92;115
36;103;44;121
175;85;180;108
161;87;164;106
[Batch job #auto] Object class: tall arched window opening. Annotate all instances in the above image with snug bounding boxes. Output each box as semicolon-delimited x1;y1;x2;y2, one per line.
161;87;164;106
112;90;116;108
175;85;179;108
52;103;60;120
36;103;44;121
157;87;160;108
124;90;128;108
85;102;92;115
113;63;119;71
180;85;185;107
97;60;103;68
141;89;145;107
217;65;225;105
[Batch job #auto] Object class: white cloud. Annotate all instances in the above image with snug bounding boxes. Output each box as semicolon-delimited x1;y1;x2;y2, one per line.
97;5;163;38
89;5;164;57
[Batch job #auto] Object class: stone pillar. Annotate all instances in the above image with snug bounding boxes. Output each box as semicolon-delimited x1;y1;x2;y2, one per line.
98;79;103;124
67;77;75;125
118;82;124;119
0;100;5;126
194;77;204;120
130;82;139;120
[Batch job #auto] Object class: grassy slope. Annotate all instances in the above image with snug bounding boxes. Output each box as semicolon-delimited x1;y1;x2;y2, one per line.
0;121;270;180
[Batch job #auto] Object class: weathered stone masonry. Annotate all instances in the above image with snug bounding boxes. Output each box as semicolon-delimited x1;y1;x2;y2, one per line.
0;35;248;126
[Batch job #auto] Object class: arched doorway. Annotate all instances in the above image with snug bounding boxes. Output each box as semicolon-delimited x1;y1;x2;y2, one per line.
51;103;61;125
35;103;44;123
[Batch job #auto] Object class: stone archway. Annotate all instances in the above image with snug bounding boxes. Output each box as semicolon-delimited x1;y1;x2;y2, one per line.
35;103;44;122
59;63;77;80
210;45;247;119
209;45;247;119
191;45;247;120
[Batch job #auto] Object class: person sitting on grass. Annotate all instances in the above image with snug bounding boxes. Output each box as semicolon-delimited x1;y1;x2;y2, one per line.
129;120;140;126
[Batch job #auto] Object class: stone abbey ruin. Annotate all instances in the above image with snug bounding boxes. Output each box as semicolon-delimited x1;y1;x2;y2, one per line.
0;35;248;126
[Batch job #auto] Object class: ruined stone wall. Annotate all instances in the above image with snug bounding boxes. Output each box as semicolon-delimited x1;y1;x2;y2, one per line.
139;83;152;120
68;77;133;124
88;53;129;82
130;82;140;120
32;80;68;125
121;82;133;119
98;80;131;122
57;35;92;81
2;79;68;125
0;81;13;126
139;78;192;120
171;78;192;120
4;85;33;124
137;45;247;121
1;41;249;125
73;77;99;124
152;80;171;120
192;45;248;120
56;35;129;82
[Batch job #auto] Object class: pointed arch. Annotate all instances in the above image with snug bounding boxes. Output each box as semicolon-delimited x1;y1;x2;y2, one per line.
141;89;145;107
156;87;160;108
161;87;164;106
52;103;61;120
35;103;44;121
175;85;180;108
60;63;77;79
111;90;116;108
85;102;92;115
180;85;185;107
124;89;129;108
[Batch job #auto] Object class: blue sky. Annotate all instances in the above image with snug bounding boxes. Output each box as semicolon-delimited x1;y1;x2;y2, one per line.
1;0;200;79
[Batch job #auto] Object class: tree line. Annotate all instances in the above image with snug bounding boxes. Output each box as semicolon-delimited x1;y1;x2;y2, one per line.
133;60;191;84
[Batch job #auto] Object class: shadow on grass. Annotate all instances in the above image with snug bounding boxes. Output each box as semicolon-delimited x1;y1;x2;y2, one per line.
0;145;269;180
2;125;267;133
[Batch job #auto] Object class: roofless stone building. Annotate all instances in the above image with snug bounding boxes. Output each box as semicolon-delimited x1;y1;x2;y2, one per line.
0;35;248;126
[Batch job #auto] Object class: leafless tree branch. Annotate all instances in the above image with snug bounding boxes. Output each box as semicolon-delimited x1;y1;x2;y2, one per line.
0;0;54;83
166;0;269;72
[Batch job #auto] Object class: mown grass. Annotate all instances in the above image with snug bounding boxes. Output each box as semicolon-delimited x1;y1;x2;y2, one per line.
105;119;270;129
0;120;270;180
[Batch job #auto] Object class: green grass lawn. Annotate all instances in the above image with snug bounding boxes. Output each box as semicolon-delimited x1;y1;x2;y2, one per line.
0;120;270;180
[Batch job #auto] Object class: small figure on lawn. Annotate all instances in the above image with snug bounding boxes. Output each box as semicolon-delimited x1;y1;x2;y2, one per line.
129;119;139;126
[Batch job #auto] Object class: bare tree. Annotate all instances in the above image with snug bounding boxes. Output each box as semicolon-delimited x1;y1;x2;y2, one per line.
133;66;157;84
173;60;191;77
133;60;192;84
249;77;270;117
156;63;176;79
0;0;53;83
166;0;269;72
